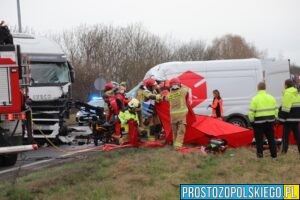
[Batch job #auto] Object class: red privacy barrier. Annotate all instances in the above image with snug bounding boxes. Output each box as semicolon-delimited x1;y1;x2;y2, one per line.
156;101;253;148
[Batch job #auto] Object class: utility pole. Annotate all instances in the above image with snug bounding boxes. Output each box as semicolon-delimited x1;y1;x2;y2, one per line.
17;0;22;32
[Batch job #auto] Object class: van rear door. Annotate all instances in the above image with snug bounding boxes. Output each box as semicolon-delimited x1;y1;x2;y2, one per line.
262;59;290;103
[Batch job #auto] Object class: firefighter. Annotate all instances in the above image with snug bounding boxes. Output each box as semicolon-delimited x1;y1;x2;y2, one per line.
103;82;122;138
248;82;277;159
208;89;223;120
159;80;170;97
115;81;130;108
118;98;140;144
278;79;300;154
135;82;147;136
0;21;13;45
165;77;190;149
142;78;162;141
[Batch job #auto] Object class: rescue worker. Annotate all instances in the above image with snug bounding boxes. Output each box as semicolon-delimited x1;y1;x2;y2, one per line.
0;21;13;45
159;80;170;97
248;82;277;159
135;82;146;136
165;77;190;149
209;89;223;120
115;81;130;108
118;98;140;144
142;78;162;141
278;79;300;154
103;82;122;138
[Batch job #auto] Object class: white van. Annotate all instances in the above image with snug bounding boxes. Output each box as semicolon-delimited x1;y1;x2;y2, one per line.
130;58;290;127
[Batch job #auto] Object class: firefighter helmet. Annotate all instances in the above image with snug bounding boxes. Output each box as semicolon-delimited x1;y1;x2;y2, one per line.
128;98;140;108
104;82;114;91
144;78;156;87
119;81;127;87
170;77;181;86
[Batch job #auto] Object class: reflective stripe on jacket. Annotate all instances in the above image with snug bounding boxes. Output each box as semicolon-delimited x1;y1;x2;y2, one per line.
248;90;278;123
278;87;300;122
118;110;139;132
168;86;189;115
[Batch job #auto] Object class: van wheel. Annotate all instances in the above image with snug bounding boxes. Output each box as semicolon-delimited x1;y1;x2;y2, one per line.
227;117;247;128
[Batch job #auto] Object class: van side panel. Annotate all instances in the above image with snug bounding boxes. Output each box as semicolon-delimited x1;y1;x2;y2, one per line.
263;60;290;104
202;65;260;117
142;59;289;126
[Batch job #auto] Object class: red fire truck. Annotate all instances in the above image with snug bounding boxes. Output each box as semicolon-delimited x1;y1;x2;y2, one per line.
0;44;38;167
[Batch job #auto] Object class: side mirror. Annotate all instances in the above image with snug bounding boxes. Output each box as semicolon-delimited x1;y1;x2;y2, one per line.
67;61;75;83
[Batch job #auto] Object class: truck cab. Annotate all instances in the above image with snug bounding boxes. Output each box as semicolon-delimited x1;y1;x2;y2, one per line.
13;33;75;143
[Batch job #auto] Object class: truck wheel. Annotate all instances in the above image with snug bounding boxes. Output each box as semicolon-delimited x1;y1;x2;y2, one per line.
227;117;247;128
0;154;18;167
59;125;68;136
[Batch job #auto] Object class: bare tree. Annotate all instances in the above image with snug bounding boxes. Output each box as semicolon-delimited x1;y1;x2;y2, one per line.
205;34;263;60
53;26;264;100
172;40;206;61
56;24;171;100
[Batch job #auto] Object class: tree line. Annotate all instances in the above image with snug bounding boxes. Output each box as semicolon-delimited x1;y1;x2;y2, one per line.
53;24;263;100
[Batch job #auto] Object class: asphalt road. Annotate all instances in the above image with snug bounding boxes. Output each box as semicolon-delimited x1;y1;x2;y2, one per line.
0;125;100;179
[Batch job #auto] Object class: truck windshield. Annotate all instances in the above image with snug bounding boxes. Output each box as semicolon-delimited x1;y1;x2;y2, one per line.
31;62;70;84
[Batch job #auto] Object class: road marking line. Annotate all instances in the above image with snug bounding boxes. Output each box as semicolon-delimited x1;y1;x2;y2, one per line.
0;146;99;175
0;159;54;175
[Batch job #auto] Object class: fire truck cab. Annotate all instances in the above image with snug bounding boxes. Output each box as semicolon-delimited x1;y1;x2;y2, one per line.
0;45;37;167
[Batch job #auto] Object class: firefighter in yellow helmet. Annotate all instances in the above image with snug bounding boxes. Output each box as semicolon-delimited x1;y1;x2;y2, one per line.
165;77;190;149
118;98;140;144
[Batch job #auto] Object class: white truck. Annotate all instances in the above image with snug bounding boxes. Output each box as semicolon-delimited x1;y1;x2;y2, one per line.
132;58;290;127
13;33;75;143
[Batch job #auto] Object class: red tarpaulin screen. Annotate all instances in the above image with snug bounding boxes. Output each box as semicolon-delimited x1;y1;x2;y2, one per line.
156;101;253;148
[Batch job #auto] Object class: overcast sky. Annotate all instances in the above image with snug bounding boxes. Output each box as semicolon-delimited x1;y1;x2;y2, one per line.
1;0;300;64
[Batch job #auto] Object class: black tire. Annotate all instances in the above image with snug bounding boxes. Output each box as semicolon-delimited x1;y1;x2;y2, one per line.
0;154;18;167
59;125;68;136
227;117;247;128
94;138;98;146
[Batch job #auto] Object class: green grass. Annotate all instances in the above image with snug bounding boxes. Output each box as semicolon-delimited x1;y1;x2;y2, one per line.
1;146;300;200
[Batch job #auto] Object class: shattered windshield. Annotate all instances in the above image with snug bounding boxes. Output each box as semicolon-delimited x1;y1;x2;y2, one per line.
31;62;70;84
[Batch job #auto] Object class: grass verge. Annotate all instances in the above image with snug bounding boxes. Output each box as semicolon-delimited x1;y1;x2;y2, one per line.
0;146;300;200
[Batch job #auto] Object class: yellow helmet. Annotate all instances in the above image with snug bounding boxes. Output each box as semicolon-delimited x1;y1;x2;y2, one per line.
128;98;140;108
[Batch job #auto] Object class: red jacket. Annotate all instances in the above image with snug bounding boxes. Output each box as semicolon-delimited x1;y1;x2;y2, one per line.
106;96;121;121
211;98;223;118
115;93;130;108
